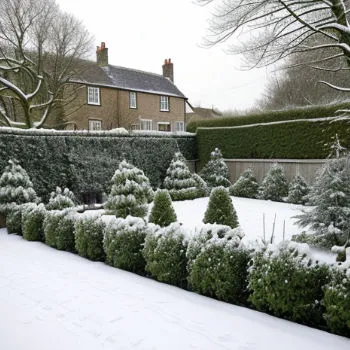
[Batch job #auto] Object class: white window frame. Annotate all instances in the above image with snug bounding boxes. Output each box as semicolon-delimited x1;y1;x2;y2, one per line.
175;121;185;132
87;86;100;105
89;119;102;131
129;91;137;109
160;96;169;111
157;122;171;132
141;119;153;131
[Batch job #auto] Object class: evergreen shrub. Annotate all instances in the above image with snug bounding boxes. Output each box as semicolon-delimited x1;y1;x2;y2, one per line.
104;216;150;275
149;189;177;227
187;224;247;304
6;205;24;234
203;187;239;228
248;241;331;327
22;203;47;241
43;210;76;252
260;163;288;201
323;265;350;337
46;187;76;210
229;168;259;198
74;214;106;261
287;175;310;205
143;222;188;288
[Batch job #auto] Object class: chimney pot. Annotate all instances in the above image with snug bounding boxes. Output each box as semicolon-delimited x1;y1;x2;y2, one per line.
162;58;174;82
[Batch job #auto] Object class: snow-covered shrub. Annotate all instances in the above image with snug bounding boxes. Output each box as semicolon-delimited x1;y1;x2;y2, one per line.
248;241;330;327
43;210;77;253
0;159;38;214
260;163;288;202
203;186;239;229
104;216;150;275
192;173;209;197
199;148;231;189
5;205;24;234
143;223;188;288
323;264;350;337
46;187;76;210
22;203;47;241
148;189;177;227
295;157;350;247
105;160;154;218
187;224;248;304
163;152;200;201
286;175;310;205
74;215;106;261
292;231;339;249
229;168;259;198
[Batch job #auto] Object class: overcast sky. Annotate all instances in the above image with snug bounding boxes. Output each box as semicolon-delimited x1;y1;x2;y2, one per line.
55;0;269;111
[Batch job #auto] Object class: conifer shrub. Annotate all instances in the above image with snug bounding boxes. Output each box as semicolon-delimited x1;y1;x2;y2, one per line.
46;187;76;210
260;163;288;201
192;173;209;197
74;214;106;261
43;210;77;253
248;241;331;327
323;265;350;337
229;168;259;198
163;152;200;201
104;216;150;275
203;187;239;229
287;175;310;205
143;222;188;288
105;160;154;218
295;157;350;247
22;203;47;241
5;205;24;234
199;148;231;189
187;224;247;304
149;189;177;227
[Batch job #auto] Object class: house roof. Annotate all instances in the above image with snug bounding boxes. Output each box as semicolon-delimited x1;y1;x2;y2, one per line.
190;107;223;119
72;62;186;99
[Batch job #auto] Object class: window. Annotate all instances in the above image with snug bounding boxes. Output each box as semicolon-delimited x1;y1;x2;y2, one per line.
129;91;137;109
175;121;184;132
157;122;171;132
141;119;152;131
87;86;100;105
131;123;140;131
160;96;169;111
89;120;102;131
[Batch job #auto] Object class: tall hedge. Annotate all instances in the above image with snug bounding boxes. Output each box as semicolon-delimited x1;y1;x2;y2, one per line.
0;129;196;201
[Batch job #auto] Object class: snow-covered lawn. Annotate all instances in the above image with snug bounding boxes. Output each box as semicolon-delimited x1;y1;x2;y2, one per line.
1;229;349;350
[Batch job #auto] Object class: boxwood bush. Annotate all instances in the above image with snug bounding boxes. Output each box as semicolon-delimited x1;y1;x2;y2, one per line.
22;203;47;241
103;216;150;275
6;205;24;235
43;210;77;253
187;224;248;304
143;222;188;288
74;214;106;261
323;265;350;337
248;241;331;328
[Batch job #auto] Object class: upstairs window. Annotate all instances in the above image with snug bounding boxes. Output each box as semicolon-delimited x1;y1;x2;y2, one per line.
129;91;137;109
89;119;102;131
160;96;169;111
87;86;100;105
175;121;184;132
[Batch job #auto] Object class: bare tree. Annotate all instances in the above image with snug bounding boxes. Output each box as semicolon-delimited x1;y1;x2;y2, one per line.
197;0;350;91
0;0;93;128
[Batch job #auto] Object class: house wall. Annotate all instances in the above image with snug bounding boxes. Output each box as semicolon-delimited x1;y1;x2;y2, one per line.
65;84;185;131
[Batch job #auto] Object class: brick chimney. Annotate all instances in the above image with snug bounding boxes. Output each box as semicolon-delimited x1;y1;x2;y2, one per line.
162;58;174;83
96;42;108;67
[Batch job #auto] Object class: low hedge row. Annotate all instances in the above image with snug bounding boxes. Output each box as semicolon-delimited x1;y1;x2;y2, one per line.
0;129;197;201
196;119;350;167
7;205;350;338
187;102;350;132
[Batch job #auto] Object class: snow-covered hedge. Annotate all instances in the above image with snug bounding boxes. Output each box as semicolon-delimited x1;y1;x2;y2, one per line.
6;204;24;234
103;216;150;275
22;203;47;242
229;168;259;199
0;130;196;201
143;223;188;288
43;210;77;253
187;224;248;304
74;214;106;262
248;241;331;327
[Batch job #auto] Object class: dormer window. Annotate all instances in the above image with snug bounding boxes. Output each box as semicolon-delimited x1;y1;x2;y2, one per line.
160;96;169;111
129;91;137;109
87;86;100;105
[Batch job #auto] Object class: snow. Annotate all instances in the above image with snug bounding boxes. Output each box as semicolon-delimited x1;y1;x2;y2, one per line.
1;229;349;350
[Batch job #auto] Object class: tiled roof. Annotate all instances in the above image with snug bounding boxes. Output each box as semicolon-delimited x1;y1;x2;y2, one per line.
72;62;186;99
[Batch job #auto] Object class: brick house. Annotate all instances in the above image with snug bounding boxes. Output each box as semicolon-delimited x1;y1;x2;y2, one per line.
66;43;187;132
